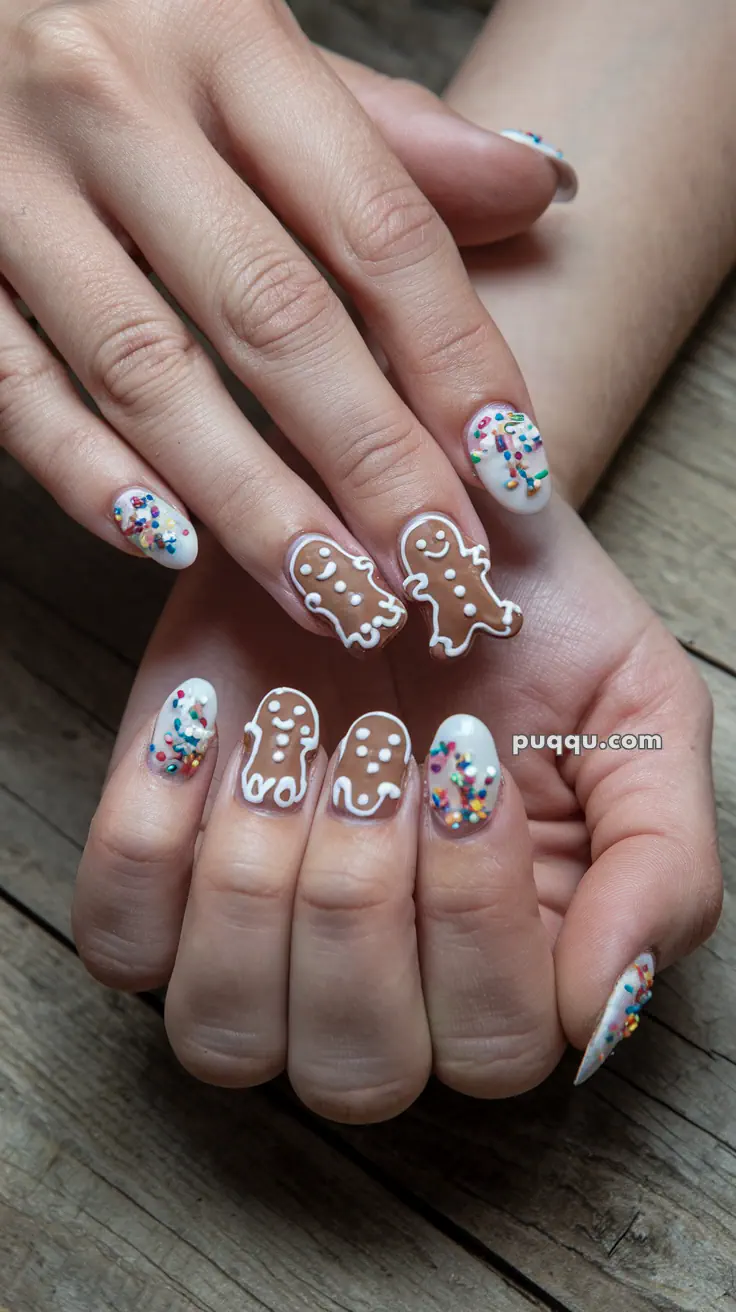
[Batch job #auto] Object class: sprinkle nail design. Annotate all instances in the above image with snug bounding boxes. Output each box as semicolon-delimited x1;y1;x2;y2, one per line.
113;488;197;569
289;535;407;651
242;687;319;809
574;953;655;1086
465;405;551;514
500;130;578;202
399;513;522;658
149;678;216;777
428;713;500;834
333;712;412;819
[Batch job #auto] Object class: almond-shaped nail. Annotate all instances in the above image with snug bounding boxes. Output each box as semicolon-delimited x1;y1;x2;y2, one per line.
242;687;319;809
465;405;551;514
399;512;522;658
332;712;412;819
288;534;407;652
428;713;500;834
113;488;198;568
148;678;217;777
574;952;655;1086
500;130;578;202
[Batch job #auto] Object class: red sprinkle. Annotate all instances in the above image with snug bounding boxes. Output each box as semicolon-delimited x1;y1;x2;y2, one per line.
200;717;207;728
177;690;185;698
156;751;166;761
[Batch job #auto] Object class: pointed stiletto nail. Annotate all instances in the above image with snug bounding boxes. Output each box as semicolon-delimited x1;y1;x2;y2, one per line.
242;687;319;810
428;713;501;835
464;404;551;514
332;712;412;819
574;952;655;1086
399;512;522;658
288;534;407;652
500;130;578;202
113;488;198;569
148;678;217;777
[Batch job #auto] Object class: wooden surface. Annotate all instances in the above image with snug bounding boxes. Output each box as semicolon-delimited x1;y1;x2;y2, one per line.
3;10;736;1311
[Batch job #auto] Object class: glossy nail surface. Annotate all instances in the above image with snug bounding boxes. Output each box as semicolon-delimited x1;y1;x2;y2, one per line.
428;713;500;835
500;130;578;202
289;535;407;651
149;678;216;777
574;952;655;1086
465;404;551;514
114;488;197;569
400;512;522;658
242;687;319;809
332;712;411;819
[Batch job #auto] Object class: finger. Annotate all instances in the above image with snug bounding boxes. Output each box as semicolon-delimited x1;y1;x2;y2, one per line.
74;677;218;991
319;51;568;243
419;712;563;1097
0;285;198;567
556;646;723;1085
289;712;430;1123
2;186;408;651
166;686;325;1087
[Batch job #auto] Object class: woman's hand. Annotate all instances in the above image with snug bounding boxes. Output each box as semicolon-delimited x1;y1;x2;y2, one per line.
73;495;721;1121
0;0;569;645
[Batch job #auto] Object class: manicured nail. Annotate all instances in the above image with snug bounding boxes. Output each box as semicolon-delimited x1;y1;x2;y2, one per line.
242;687;319;809
114;488;197;569
332;712;412;819
399;512;522;658
465;404;551;514
148;678;217;777
500;130;578;202
428;713;500;835
289;535;407;652
574;952;655;1086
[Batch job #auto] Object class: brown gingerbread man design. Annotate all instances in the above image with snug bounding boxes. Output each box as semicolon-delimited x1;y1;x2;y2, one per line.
399;513;522;658
332;712;412;818
242;687;319;809
289;535;407;651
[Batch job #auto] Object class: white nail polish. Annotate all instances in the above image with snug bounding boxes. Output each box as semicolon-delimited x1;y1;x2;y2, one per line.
242;687;319;809
465;405;551;514
114;488;198;569
149;678;217;777
500;130;578;202
574;952;655;1086
428;713;501;834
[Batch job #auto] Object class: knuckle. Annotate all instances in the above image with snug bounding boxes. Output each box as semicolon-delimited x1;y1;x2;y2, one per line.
75;924;173;993
219;251;337;358
202;856;293;925
293;1072;424;1125
16;5;123;105
88;816;185;888
333;413;425;499
89;318;199;416
0;344;58;430
435;1030;555;1099
296;867;400;919
412;316;496;382
345;179;445;276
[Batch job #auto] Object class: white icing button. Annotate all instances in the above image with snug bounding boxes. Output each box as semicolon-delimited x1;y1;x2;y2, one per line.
268;699;281;712
294;704;306;715
444;568;456;580
388;734;401;746
349;593;362;606
319;546;331;557
356;728;370;740
358;793;370;806
300;725;311;736
272;750;285;762
436;530;446;539
454;585;466;598
416;538;427;550
334;580;347;593
276;733;290;747
356;745;368;757
299;564;312;576
464;603;477;617
378;748;391;762
367;763;380;774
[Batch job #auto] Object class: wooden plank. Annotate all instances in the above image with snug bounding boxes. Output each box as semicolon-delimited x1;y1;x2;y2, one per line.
0;898;545;1312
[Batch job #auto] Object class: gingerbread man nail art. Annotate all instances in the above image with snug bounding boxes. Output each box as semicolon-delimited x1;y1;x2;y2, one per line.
333;712;412;819
399;513;522;658
242;687;319;809
288;535;407;652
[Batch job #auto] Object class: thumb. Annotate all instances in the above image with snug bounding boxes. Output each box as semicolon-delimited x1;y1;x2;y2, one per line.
319;49;573;245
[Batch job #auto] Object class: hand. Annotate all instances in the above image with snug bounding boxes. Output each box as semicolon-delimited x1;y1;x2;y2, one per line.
0;0;568;647
73;490;721;1121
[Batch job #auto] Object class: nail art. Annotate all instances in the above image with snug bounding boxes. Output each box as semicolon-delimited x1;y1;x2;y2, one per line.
333;712;412;819
500;130;578;202
113;488;198;569
574;952;655;1086
149;678;217;777
242;687;319;809
399;513;522;658
428;713;500;834
465;405;551;514
289;535;407;651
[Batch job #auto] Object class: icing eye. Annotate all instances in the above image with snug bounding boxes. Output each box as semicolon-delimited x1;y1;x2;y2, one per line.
299;564;312;576
415;538;427;550
435;530;446;540
388;734;401;746
294;704;306;715
318;546;331;558
378;748;391;762
355;727;370;740
268;699;281;712
300;725;311;737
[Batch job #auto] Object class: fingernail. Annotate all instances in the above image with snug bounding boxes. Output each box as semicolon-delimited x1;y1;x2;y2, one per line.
242;687;319;810
148;678;217;777
500;130;578;202
428;713;500;835
113;488;198;569
465;405;551;514
399;512;522;658
288;535;407;652
574;952;655;1086
332;712;412;819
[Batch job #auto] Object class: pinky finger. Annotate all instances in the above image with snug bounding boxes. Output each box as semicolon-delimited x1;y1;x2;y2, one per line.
0;285;197;570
